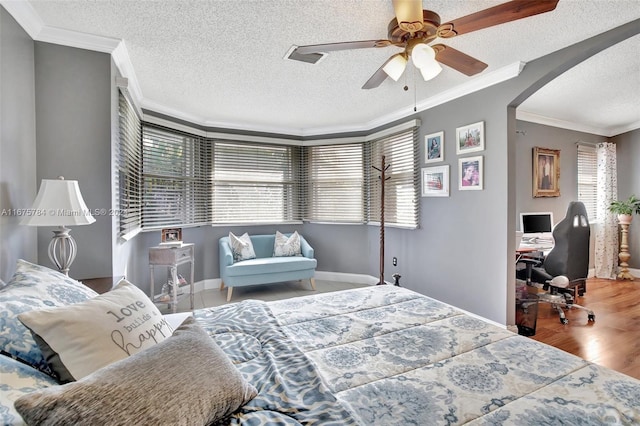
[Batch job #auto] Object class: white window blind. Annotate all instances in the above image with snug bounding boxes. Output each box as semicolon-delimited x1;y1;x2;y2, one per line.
211;140;301;224
142;125;212;229
368;127;420;228
116;91;142;239
577;143;597;221
303;143;365;223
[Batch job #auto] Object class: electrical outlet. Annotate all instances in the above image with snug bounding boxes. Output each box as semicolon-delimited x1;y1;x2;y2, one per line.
393;257;397;266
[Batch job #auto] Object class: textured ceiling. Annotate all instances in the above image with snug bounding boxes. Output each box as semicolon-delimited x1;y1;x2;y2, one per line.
13;0;640;136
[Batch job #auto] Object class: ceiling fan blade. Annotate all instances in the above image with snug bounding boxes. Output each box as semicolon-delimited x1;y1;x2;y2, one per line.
392;0;424;33
432;44;488;76
295;40;392;55
437;0;559;38
362;56;399;90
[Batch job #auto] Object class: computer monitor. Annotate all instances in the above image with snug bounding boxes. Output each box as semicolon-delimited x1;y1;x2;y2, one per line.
520;212;554;241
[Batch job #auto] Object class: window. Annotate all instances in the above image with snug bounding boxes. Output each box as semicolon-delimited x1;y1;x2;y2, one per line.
116;91;142;239
303;123;419;228
577;143;597;221
141;125;212;229
212;140;301;224
368;127;420;228
120;120;418;230
303;143;365;223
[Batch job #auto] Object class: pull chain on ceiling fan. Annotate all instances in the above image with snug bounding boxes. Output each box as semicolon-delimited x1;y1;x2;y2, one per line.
289;0;560;89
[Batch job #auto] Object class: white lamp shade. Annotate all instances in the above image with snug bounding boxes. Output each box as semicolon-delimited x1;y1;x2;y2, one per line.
21;178;96;227
411;43;436;69
383;54;408;81
419;60;443;81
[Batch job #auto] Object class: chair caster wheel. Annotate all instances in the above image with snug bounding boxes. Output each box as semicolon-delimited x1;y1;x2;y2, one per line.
560;318;569;325
588;314;595;322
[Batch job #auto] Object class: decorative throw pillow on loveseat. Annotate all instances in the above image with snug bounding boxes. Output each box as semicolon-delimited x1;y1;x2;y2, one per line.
273;231;302;257
0;259;98;375
14;317;258;425
17;279;173;383
229;232;256;262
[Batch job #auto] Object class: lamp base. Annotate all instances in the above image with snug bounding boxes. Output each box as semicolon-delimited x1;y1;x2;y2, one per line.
48;226;77;276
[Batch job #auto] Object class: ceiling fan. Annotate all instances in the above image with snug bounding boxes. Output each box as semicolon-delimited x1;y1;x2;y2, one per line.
289;0;559;89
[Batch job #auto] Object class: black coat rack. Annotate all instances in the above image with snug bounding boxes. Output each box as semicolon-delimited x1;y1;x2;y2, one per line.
372;155;391;285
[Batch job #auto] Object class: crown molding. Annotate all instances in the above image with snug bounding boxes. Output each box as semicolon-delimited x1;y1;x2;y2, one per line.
0;0;43;39
516;110;639;137
37;26;120;53
608;120;640;137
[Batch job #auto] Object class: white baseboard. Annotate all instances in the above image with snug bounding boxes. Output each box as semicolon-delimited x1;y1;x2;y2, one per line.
193;272;378;293
627;268;640;279
589;267;640;280
314;271;379;285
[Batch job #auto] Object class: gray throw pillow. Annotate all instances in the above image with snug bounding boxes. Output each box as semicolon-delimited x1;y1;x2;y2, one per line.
15;317;258;425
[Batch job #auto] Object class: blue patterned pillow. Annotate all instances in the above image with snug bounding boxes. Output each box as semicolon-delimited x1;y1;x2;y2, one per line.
0;260;97;375
0;354;58;425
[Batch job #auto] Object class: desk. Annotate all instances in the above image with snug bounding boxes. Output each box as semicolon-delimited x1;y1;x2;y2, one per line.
149;244;195;313
515;247;546;290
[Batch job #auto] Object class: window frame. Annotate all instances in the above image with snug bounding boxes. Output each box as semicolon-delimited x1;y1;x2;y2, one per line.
577;143;598;223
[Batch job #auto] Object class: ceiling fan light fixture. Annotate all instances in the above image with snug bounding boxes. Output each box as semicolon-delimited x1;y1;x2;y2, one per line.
419;60;443;81
383;53;408;81
411;43;436;69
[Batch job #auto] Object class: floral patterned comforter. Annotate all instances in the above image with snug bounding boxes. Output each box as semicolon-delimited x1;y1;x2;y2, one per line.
266;285;639;425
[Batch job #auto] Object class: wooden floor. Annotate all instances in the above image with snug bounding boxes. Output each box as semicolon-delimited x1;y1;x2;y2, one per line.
530;277;640;380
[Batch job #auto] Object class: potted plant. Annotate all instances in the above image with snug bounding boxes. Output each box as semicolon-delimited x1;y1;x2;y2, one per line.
609;194;640;224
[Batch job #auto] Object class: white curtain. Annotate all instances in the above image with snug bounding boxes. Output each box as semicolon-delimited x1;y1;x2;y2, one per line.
595;142;618;279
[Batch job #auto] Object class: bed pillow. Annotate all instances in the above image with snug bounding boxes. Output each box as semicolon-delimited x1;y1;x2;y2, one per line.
273;231;302;257
17;280;173;383
0;260;98;375
0;353;59;426
229;232;256;262
15;317;258;425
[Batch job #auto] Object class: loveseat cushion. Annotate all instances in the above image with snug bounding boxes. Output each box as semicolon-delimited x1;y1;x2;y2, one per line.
0;260;97;376
225;256;317;277
273;231;302;257
229;232;257;262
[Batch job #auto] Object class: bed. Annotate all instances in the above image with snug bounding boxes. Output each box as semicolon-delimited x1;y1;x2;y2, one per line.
196;285;639;424
2;262;639;425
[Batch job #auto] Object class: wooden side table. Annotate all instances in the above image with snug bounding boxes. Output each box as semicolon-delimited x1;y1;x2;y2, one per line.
81;277;115;294
149;244;195;313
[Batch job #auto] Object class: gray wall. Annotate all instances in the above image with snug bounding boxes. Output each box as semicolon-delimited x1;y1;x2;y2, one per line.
613;128;640;268
513;120;609;268
33;42;113;280
0;8;37;282
377;90;513;324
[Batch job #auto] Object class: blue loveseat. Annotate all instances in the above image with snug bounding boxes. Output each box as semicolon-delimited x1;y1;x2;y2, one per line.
218;234;317;301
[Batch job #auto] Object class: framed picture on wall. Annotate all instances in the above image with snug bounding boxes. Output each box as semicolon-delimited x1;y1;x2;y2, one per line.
458;156;483;190
425;131;444;163
422;165;449;197
533;147;560;197
456;121;484;154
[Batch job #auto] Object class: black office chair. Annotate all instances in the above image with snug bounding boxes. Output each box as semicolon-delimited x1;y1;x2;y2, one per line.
517;202;595;324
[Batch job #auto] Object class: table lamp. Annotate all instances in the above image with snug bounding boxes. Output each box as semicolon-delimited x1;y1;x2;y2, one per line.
21;177;95;276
